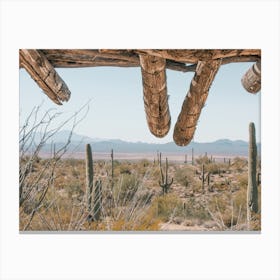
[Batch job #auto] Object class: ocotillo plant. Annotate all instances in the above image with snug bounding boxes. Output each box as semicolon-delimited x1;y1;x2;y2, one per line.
85;144;94;215
159;157;173;194
93;179;102;221
247;122;258;226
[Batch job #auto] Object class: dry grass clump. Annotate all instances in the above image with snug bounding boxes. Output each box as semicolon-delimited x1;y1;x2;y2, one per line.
183;197;211;221
231;157;248;172
150;194;184;222
175;166;198;188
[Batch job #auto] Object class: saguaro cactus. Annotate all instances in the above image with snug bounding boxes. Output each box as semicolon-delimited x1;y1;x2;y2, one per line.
191;148;194;165
247;122;258;219
159;157;173;194
93;179;102;221
85;144;94;214
111;149;114;189
207;172;213;192
199;164;206;192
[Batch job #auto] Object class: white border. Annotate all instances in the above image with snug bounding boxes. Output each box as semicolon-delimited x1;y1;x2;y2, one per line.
1;1;279;279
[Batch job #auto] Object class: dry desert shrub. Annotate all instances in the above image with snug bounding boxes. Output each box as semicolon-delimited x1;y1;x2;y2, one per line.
175;166;199;188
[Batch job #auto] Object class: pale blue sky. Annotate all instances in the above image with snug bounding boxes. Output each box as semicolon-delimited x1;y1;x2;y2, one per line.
19;62;260;144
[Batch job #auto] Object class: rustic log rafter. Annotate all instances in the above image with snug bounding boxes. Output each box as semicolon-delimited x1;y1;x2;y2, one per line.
29;49;261;72
19;49;261;146
139;54;171;138
20;49;71;105
133;49;261;63
173;60;222;146
38;49;194;72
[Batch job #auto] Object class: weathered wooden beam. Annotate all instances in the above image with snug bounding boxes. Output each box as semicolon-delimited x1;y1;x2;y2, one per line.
42;49;137;63
139;54;171;137
48;57;139;68
26;49;260;73
182;56;261;72
166;60;195;72
40;49;193;72
241;61;261;93
221;55;260;65
19;49;71;105
135;49;261;64
173;60;221;146
48;57;194;72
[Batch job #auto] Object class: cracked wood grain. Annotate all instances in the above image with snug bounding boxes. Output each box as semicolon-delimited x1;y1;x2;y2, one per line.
139;54;171;137
20;49;71;105
173;60;222;146
241;61;261;93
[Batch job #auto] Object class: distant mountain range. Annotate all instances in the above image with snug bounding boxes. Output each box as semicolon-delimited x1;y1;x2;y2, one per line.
26;130;261;156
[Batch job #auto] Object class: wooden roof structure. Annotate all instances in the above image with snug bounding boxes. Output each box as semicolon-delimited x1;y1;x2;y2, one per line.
19;49;261;146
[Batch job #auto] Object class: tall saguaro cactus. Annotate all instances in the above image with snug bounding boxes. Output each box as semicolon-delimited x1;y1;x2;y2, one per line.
184;154;188;164
111;149;114;189
159;157;173;194
85;144;94;214
247;122;258;226
93;179;102;221
199;164;206;192
191;148;194;165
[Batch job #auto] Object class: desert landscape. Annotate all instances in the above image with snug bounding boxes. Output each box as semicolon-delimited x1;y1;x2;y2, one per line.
19;49;261;232
19;136;261;231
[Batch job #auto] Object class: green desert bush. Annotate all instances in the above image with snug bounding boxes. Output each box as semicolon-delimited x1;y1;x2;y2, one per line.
150;194;184;222
113;173;140;204
175;167;198;188
231;157;247;172
205;163;221;174
183;197;211;221
195;155;210;165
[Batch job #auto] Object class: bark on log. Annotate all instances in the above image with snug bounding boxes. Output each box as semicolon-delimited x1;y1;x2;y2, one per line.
29;49;260;72
139;54;171;137
20;49;70;105
40;49;193;72
49;57;139;68
173;60;221;146
42;49;137;63
241;61;261;93
134;49;260;64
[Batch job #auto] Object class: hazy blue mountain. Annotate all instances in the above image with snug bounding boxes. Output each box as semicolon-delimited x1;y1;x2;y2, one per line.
32;130;261;156
28;130;105;144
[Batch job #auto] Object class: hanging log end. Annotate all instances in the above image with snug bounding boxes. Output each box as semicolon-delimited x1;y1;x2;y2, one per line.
140;54;171;138
173;124;194;146
173;60;221;146
19;49;71;105
241;61;261;94
147;116;171;138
